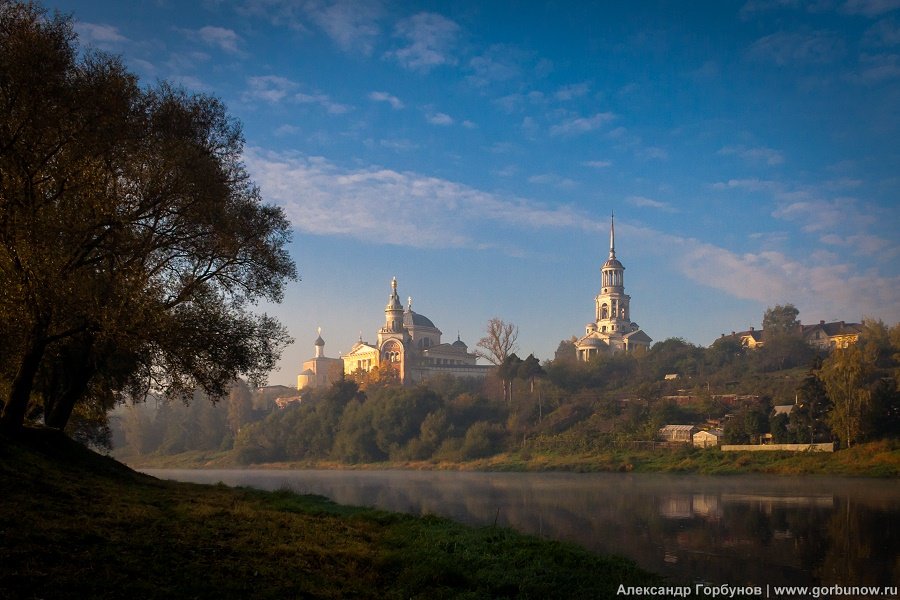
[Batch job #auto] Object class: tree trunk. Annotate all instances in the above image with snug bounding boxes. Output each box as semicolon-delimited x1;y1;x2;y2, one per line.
44;341;95;431
0;337;47;430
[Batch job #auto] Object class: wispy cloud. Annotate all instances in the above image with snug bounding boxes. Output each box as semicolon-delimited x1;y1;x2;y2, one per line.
467;44;527;87
628;196;677;212
863;18;900;46
850;53;900;83
554;82;591;101
304;0;383;55
368;91;404;109
549;112;615;136
386;12;459;72
426;112;454;126
746;30;844;65
842;0;900;17
582;160;612;168
719;145;785;165
193;26;243;54
527;173;577;188
295;91;352;114
236;0;382;54
74;22;128;48
243;75;298;103
244;148;594;251
245;148;900;323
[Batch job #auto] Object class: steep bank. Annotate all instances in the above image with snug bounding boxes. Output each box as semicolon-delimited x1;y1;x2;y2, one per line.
0;428;659;599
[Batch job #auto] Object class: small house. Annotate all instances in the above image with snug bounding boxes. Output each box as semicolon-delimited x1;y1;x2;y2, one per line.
658;424;698;443
693;429;723;448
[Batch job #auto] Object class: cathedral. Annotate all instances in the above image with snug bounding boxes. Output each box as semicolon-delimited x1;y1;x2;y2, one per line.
298;277;491;390
574;215;652;360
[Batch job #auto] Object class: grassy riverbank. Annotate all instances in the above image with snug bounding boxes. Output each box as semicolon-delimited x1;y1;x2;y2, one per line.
0;428;659;599
121;440;900;477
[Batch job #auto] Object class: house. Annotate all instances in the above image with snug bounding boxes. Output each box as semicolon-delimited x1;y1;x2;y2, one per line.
772;404;795;417
693;429;723;448
716;320;861;351
658;424;698;443
801;320;862;350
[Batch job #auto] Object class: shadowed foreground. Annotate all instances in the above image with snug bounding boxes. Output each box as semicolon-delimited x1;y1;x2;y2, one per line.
0;429;660;599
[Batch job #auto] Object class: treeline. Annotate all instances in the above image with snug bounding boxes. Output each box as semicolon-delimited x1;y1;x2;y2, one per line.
114;318;900;462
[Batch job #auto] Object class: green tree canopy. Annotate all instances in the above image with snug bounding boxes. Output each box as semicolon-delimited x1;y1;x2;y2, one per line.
762;304;800;339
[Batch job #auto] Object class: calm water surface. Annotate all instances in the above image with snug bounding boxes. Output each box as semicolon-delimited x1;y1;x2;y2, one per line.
144;469;900;588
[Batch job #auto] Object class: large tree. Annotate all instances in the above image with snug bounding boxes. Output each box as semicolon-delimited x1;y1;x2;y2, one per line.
0;1;296;431
820;345;874;448
476;318;519;366
762;303;800;339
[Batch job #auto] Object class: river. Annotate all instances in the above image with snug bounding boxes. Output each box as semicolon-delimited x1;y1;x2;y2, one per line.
144;469;900;589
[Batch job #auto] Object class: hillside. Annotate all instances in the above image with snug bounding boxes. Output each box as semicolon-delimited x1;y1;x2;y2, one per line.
0;428;660;599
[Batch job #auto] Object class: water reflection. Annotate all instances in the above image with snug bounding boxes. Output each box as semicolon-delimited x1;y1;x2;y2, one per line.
144;469;900;588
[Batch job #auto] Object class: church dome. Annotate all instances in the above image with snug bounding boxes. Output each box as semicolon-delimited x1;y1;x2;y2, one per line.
404;310;436;328
578;336;607;348
451;338;468;350
603;257;624;269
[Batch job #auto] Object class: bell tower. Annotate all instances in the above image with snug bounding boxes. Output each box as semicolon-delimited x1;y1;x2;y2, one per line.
594;214;632;335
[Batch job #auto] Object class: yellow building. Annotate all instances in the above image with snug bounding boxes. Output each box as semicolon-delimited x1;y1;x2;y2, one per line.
339;278;492;384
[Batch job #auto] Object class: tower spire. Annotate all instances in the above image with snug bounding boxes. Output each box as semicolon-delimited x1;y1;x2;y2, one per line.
609;212;616;260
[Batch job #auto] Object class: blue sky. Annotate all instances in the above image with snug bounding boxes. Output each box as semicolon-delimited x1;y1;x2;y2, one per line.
49;0;900;386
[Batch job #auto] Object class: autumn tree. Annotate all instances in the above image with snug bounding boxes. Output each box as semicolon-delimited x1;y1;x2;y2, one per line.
0;2;296;432
476;318;519;366
820;345;875;448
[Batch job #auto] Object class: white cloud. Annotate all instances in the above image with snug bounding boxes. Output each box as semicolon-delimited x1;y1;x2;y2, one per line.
74;23;127;48
467;44;527;87
674;240;900;323
527;174;577;188
426;112;454;126
245;148;900;324
243;148;595;250
195;26;243;54
295;91;352;114
851;53;900;83
554;82;590;101
719;145;785;165
746;30;844;65
842;0;900;17
368;91;404;109
304;0;383;55
243;75;298;103
582;160;612;168
549;112;615;136
628;196;677;212
863;18;900;45
386;12;459;72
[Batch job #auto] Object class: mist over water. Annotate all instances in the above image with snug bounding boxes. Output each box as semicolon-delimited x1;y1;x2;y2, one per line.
145;469;900;588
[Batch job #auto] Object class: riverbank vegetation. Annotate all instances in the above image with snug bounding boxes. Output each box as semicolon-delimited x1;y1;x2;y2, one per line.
0;428;659;599
113;317;900;477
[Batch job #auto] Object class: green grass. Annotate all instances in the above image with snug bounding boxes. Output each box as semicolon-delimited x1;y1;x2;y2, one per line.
0;428;661;599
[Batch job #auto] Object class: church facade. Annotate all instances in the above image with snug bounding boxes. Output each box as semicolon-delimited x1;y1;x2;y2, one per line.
299;277;491;389
296;329;344;391
574;216;652;360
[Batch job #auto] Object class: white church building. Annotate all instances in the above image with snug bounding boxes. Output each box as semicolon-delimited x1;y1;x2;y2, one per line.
575;215;652;360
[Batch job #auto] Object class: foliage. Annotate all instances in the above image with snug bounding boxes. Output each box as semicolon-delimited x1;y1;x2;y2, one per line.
763;304;801;339
0;1;295;432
